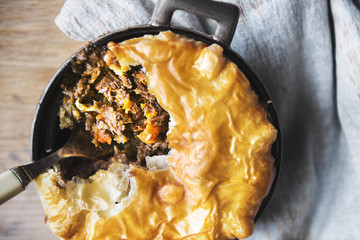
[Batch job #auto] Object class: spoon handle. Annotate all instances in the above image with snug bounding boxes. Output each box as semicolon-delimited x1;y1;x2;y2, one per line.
0;170;25;205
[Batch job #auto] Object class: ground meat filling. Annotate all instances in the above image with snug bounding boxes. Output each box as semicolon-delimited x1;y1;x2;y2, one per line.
58;45;170;181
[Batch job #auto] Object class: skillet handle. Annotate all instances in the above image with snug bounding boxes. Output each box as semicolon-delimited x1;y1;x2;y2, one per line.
150;0;239;46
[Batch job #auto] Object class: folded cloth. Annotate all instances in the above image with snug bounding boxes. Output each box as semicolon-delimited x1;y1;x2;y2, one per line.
55;0;207;41
55;0;360;239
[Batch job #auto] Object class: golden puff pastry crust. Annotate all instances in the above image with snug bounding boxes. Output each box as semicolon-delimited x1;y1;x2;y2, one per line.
35;31;277;240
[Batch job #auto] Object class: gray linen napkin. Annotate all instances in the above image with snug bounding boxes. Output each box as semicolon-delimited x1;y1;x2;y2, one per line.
55;0;360;239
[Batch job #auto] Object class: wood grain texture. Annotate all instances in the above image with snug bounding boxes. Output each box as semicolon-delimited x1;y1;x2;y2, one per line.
0;1;83;239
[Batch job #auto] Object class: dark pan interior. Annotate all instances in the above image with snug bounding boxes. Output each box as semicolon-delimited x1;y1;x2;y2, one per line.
30;25;281;222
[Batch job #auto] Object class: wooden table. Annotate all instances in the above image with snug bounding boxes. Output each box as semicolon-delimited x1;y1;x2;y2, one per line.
0;1;83;239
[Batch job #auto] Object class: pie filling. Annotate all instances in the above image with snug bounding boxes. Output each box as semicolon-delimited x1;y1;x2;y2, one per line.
58;45;170;180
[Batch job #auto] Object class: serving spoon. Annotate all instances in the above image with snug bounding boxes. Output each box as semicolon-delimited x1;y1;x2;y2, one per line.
0;128;105;205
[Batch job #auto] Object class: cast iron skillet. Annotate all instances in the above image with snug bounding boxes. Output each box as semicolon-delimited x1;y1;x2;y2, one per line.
31;0;281;226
